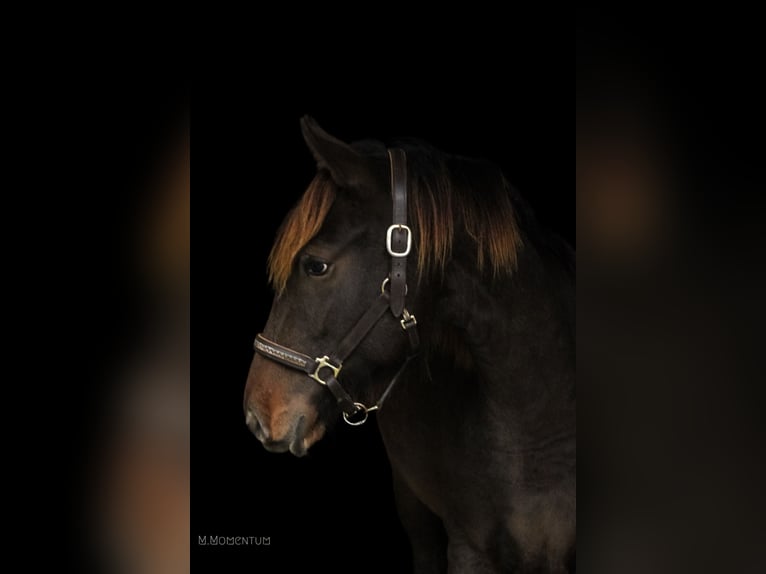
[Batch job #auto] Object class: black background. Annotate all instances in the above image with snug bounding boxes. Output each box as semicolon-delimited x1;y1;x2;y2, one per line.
194;47;571;571
9;18;766;574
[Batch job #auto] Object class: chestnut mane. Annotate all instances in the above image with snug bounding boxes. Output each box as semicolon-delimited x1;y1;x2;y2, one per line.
268;144;522;294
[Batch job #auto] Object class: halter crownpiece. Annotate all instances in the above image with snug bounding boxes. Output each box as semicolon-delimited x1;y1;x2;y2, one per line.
253;149;420;426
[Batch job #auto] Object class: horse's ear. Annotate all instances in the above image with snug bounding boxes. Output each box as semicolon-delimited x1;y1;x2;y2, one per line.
301;116;369;188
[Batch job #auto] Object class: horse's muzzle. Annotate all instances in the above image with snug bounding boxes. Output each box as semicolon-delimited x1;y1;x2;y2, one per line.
245;406;314;457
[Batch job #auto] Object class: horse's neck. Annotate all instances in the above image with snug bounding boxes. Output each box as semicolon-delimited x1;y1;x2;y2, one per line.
434;245;575;418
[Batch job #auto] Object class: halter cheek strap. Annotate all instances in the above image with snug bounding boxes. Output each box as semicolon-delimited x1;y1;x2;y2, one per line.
253;148;420;426
388;148;410;317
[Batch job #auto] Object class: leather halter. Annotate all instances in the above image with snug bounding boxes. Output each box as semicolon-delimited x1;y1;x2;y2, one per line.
254;149;420;426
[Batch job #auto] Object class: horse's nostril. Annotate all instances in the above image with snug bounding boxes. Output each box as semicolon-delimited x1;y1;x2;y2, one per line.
246;407;273;441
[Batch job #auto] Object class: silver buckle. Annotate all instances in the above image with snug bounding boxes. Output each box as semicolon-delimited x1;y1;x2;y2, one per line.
400;309;417;330
386;224;412;257
310;356;342;385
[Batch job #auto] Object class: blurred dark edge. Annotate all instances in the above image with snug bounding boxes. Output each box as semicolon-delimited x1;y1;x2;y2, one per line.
2;59;189;572
578;19;766;573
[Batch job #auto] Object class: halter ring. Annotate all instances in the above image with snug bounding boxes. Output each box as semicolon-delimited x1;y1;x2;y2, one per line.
343;402;370;426
381;276;408;295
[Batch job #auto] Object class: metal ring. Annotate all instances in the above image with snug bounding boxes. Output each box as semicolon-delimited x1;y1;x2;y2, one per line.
380;277;408;295
342;403;369;426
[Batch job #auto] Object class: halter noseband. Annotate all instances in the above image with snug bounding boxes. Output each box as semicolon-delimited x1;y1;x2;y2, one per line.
253;149;420;426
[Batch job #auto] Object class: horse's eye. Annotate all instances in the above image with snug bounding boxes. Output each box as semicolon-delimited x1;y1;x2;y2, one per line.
304;258;329;277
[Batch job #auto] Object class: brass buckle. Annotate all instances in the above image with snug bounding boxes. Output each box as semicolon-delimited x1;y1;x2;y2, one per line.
309;356;342;385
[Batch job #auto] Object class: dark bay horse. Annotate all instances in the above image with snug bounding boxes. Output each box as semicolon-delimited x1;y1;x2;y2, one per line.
244;117;575;573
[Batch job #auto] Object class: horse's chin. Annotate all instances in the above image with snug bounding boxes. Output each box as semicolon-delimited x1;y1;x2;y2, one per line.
287;421;326;457
251;408;327;457
259;427;324;457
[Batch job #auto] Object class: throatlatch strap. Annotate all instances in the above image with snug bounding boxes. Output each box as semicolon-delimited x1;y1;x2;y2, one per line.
375;355;417;410
405;324;420;352
388;148;409;317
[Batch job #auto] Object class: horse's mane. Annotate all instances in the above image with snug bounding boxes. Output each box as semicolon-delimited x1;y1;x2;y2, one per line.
268;172;336;293
268;141;523;294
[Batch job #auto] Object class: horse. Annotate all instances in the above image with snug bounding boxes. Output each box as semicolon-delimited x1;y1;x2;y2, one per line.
244;117;575;573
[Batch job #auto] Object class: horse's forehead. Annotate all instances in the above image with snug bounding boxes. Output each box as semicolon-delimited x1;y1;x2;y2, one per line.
318;192;388;236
